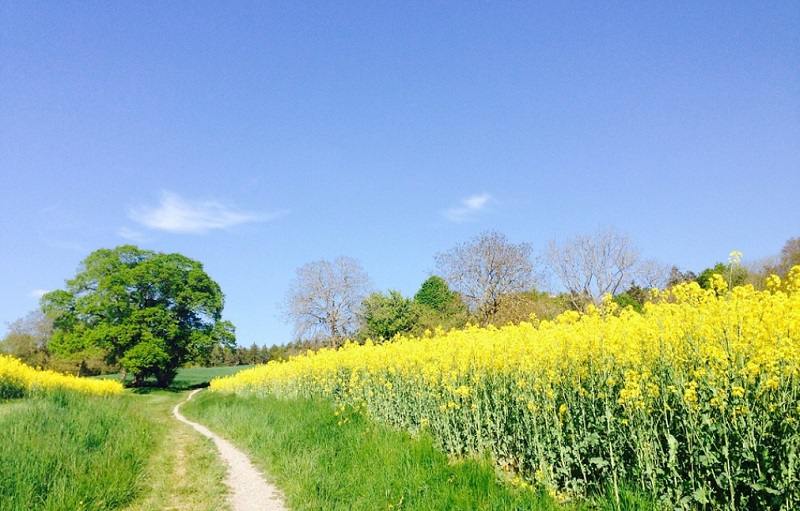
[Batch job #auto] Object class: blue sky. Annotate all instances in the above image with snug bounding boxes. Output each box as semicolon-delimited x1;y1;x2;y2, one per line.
2;2;798;346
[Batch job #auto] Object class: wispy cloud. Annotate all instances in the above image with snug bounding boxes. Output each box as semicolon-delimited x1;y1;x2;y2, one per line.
444;193;492;222
128;191;279;234
117;227;150;243
29;289;49;299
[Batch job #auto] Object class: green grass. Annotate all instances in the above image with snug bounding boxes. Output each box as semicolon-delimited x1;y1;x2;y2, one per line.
0;391;156;511
182;391;577;511
0;389;231;511
169;365;255;389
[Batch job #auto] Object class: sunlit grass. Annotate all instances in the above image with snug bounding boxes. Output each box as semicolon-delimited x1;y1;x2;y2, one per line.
121;390;230;511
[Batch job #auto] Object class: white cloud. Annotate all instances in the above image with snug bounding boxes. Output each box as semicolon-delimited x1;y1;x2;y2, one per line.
129;191;276;234
444;193;492;222
117;227;149;242
29;289;49;299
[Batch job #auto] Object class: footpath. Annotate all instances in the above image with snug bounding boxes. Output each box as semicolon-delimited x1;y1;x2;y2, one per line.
173;389;288;511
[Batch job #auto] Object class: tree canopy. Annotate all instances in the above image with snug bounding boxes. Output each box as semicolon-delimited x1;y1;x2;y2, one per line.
414;276;458;313
412;276;469;332
0;309;52;368
41;245;234;386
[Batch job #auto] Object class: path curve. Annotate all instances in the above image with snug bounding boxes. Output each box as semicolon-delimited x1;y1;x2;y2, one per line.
173;389;288;511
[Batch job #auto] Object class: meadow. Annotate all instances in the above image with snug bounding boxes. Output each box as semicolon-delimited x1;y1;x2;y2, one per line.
210;268;800;510
92;364;255;390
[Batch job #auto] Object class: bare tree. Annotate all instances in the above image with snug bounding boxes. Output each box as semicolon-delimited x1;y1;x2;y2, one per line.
635;259;672;289
774;237;800;277
545;227;642;308
1;309;53;367
667;266;698;288
282;256;373;347
435;230;535;324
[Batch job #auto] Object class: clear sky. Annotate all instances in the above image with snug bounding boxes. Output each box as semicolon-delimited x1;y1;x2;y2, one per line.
2;2;798;346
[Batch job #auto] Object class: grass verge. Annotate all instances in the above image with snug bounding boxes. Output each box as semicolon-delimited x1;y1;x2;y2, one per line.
182;392;575;511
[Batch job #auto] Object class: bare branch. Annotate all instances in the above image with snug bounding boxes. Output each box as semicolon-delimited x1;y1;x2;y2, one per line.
545;227;647;308
282;256;373;346
435;230;535;324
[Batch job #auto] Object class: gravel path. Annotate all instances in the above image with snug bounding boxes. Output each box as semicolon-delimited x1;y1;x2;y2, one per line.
173;389;288;511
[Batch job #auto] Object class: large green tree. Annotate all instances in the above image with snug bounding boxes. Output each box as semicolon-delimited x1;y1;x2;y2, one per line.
41;245;234;386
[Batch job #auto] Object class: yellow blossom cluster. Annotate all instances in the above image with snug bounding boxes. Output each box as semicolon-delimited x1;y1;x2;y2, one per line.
0;354;123;398
212;266;800;508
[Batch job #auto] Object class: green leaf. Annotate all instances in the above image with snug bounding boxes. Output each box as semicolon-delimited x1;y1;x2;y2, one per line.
589;457;609;469
692;487;708;504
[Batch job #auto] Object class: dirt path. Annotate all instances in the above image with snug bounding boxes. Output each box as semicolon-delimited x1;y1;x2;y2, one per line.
173;389;288;511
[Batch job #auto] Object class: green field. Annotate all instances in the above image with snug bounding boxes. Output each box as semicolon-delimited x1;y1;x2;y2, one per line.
0;392;156;511
94;365;255;390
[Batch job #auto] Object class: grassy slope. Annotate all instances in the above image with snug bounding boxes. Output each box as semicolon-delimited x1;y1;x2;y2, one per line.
182;392;574;511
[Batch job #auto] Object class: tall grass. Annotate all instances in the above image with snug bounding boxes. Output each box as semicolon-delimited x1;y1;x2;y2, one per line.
182;390;585;511
0;391;155;511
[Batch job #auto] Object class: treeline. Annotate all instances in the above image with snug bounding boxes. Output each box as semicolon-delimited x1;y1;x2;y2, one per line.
195;340;329;367
2;232;798;372
281;230;800;348
0;310;327;372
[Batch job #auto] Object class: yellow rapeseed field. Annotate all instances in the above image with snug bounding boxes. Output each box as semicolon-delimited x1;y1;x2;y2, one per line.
212;266;800;509
0;354;123;398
